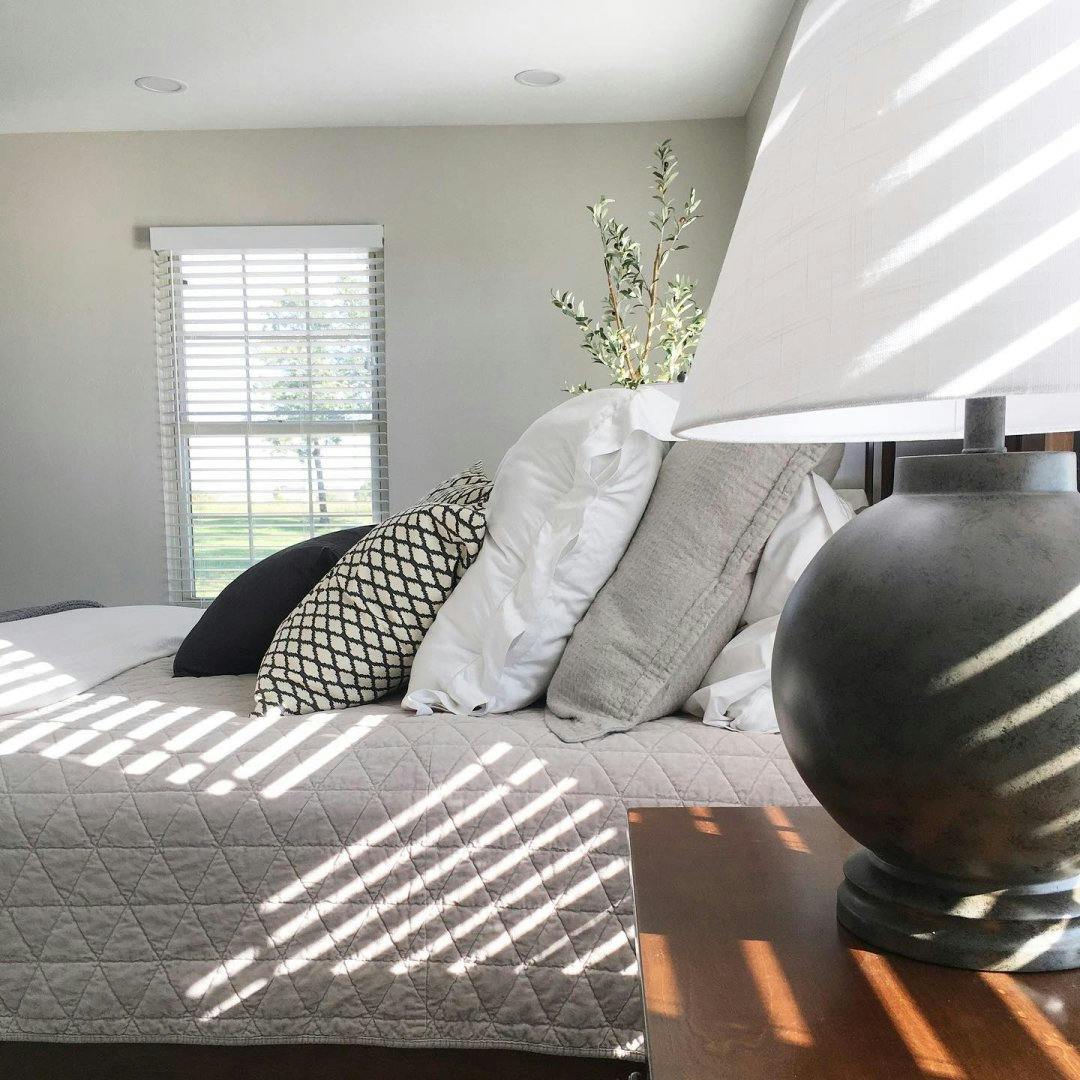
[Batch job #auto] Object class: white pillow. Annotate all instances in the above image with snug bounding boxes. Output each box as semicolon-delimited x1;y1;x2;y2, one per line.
404;385;680;715
685;615;779;731
741;471;855;626
686;474;855;733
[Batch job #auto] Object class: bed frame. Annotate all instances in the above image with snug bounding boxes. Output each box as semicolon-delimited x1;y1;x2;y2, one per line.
863;431;1080;505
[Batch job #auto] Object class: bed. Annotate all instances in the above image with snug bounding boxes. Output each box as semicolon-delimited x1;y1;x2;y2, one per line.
0;651;814;1070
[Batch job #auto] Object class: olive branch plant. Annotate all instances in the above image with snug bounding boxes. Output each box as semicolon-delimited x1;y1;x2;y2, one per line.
553;139;705;394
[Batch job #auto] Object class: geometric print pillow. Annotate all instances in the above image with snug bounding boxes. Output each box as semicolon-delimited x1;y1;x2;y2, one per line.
253;463;492;716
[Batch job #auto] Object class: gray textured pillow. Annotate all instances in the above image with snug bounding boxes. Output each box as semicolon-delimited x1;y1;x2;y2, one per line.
544;440;829;741
815;442;846;484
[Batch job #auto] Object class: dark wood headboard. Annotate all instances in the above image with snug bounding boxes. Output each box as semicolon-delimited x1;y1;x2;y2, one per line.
864;432;1080;505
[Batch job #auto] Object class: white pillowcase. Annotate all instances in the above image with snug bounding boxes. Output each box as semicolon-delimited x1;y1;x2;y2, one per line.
685;615;779;731
687;473;854;732
742;471;855;626
405;385;680;715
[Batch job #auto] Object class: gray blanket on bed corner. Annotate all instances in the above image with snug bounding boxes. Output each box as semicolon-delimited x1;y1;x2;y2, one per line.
0;600;102;623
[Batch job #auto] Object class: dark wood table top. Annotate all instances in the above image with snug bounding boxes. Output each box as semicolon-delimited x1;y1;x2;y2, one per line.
628;806;1080;1080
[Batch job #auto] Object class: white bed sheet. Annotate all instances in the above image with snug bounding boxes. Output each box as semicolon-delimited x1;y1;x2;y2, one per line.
0;606;201;716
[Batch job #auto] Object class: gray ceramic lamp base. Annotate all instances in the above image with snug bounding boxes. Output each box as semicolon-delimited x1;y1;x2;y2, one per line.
774;400;1080;973
837;851;1080;972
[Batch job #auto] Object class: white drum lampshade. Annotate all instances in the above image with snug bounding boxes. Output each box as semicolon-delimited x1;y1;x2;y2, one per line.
675;0;1080;442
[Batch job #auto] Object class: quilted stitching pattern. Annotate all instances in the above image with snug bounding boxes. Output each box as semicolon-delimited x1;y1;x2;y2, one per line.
255;465;492;717
0;658;814;1055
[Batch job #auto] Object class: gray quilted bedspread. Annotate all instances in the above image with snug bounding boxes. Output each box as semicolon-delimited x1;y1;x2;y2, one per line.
0;657;813;1055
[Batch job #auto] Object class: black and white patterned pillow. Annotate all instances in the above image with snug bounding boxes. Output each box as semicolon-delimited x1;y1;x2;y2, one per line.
254;463;492;716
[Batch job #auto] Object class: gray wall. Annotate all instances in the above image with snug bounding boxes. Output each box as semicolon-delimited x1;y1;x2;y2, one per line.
0;119;746;607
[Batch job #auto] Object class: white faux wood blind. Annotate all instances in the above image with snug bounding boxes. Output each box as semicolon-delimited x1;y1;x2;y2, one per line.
153;226;387;604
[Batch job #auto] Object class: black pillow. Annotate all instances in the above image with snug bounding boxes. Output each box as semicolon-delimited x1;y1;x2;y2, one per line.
173;526;371;677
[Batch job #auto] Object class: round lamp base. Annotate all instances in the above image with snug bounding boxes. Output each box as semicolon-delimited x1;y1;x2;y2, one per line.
774;441;1080;975
838;850;1080;972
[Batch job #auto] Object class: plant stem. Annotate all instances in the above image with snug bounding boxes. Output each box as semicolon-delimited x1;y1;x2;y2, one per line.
599;230;636;381
642;146;673;377
607;274;637;381
641;240;663;375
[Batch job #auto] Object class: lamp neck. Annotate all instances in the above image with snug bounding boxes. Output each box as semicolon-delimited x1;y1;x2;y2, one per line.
963;396;1006;454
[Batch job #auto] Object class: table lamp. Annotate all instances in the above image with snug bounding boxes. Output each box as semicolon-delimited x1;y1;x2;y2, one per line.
675;0;1080;971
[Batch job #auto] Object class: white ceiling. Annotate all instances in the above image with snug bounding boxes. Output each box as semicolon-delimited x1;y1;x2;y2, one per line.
0;0;795;134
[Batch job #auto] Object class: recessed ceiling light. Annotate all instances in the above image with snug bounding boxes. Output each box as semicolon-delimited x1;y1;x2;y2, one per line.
514;69;563;88
134;75;187;94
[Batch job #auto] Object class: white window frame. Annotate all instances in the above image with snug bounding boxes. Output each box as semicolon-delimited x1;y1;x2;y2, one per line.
152;224;388;605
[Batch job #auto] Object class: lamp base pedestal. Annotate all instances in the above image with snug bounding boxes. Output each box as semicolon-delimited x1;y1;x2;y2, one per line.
837;850;1080;972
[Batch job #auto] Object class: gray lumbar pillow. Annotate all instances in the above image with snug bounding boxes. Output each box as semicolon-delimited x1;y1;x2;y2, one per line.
815;441;846;484
544;440;830;741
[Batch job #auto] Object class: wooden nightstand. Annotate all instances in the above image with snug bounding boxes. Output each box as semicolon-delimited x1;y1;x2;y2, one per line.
628;806;1080;1080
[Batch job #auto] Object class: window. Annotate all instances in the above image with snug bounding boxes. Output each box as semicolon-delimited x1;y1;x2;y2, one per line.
152;225;387;604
